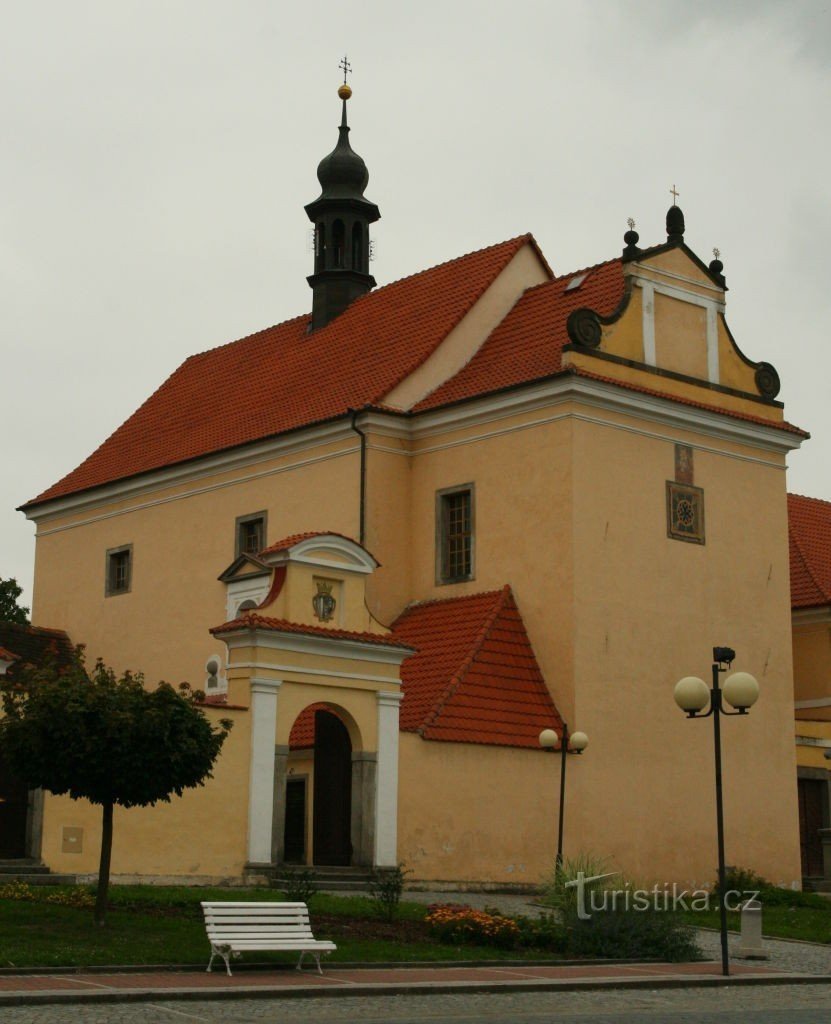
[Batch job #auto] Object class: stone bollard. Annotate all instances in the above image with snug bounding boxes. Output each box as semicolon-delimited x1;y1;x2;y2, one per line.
736;898;768;959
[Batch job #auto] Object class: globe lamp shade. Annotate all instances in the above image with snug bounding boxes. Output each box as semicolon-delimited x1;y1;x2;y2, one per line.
674;676;710;713
539;728;560;749
723;671;760;711
569;731;589;752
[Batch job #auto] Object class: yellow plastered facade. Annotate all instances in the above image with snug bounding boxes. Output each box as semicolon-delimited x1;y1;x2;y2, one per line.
21;241;809;888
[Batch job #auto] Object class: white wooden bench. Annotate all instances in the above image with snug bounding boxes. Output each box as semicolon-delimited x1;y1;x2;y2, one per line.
201;901;336;976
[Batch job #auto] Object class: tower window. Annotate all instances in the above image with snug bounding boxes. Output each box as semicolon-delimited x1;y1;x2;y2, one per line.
235;512;267;557
105;544;133;596
436;485;475;584
332;219;345;268
315;223;326;272
351;222;363;270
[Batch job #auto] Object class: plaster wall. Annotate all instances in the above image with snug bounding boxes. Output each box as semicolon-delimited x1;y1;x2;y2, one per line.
792;619;831;704
40;704;251;879
396;732;562;884
566;410;801;886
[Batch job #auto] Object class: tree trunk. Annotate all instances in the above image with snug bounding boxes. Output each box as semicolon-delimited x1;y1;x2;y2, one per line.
94;801;114;926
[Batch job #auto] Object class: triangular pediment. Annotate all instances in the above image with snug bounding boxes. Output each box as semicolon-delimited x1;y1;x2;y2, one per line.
217;553;272;583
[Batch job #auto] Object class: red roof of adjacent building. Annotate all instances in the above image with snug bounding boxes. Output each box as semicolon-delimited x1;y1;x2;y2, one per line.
28;236;535;506
0;645;18;662
392;586;563;748
788;493;831;609
0;623;74;680
209;611;413;649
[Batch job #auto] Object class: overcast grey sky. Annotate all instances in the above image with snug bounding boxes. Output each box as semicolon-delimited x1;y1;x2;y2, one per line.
2;1;830;609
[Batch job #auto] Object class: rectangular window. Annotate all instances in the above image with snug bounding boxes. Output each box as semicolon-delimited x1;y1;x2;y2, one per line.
105;545;132;596
235;512;267;557
436;485;474;584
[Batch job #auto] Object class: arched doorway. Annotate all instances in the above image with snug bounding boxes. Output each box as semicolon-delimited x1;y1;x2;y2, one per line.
312;709;352;866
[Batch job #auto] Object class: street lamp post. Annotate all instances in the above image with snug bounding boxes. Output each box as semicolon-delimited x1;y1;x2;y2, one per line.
539;723;588;868
673;647;760;978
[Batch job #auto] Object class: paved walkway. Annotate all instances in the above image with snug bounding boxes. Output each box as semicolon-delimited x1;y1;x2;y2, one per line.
0;959;812;1008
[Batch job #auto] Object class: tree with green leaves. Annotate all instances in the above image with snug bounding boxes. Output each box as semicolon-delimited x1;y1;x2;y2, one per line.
0;651;232;924
0;577;29;624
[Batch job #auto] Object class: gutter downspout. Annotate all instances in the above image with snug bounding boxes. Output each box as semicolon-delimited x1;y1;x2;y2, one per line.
349;409;367;547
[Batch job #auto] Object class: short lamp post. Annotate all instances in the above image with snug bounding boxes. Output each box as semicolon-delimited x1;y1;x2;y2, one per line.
539;723;588;869
673;647;760;978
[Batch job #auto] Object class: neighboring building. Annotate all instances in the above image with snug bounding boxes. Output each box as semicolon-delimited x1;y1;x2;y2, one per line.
0;622;73;859
16;83;809;888
788;493;831;889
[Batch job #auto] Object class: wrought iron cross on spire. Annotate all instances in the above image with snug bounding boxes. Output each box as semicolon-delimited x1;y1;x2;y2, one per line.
339;55;352;83
670;184;680;205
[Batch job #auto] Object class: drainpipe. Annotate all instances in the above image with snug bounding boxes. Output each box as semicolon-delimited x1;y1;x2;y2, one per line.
349;409;367;547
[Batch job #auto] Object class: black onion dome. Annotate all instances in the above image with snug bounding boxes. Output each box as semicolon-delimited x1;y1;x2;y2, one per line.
315;104;370;198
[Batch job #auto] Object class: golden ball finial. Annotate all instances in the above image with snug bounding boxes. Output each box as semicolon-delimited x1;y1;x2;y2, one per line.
338;83;352;100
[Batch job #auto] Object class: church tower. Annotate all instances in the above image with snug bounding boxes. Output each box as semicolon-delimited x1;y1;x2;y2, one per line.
305;67;381;330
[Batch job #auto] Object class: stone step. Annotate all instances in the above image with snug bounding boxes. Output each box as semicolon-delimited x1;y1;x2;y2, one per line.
0;861;51;874
0;872;78;886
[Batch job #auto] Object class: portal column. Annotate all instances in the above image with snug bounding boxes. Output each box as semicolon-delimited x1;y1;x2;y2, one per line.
374;690;403;867
247;678;282;866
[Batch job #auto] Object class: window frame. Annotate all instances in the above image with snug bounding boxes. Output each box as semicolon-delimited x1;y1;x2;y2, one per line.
235;511;267;558
435;483;475;585
105;544;133;597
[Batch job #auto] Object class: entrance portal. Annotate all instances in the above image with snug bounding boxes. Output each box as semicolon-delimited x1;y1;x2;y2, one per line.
0;752;28;859
312;710;352;866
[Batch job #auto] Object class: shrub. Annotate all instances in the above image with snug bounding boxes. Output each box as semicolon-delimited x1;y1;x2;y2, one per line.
716;866;828;910
368;863;411;921
539;852;615;913
426;904;520;949
273;867;318;903
513;912;567;951
562;902;700;961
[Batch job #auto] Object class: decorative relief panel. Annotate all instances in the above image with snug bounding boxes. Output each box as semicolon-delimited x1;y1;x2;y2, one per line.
666;481;705;545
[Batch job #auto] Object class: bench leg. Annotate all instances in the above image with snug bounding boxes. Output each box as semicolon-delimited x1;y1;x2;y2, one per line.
296;951;306;972
313;952;323;976
208;944;233;976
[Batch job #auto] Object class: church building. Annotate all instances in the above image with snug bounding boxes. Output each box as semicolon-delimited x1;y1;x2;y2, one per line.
13;79;814;889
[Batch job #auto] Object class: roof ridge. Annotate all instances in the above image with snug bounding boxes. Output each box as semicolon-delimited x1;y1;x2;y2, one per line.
789;491;831;508
417;584;512;736
185;313;310;363
392;588;506;625
369;237;535;404
551;254;623;284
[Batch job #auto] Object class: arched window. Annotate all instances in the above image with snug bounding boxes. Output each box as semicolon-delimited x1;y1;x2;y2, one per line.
351;222;363;270
332;220;345;269
315;223;326;272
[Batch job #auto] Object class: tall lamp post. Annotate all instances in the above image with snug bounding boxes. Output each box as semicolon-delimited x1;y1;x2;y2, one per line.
673;647;760;978
539;723;588;868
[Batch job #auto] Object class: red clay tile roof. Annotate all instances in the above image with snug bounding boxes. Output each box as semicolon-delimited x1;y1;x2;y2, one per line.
289;702;332;750
0;646;18;662
414;259;624;410
28;236;534;506
788;493;831;609
0;623;74;680
209;611;413;649
391;585;563;748
259;531;376;562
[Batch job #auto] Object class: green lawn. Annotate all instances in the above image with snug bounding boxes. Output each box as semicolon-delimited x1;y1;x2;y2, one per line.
681;905;831;945
0;887;551;969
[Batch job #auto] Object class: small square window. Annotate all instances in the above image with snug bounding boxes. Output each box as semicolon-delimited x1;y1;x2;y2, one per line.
235;512;267;557
436;485;475;584
105;545;132;596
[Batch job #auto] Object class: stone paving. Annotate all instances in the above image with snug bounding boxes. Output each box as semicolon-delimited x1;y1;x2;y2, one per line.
1;984;831;1023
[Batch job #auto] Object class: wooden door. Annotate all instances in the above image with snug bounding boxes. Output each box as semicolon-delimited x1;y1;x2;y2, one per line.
798;777;825;878
0;752;28;859
283;777;307;864
312;711;352;866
